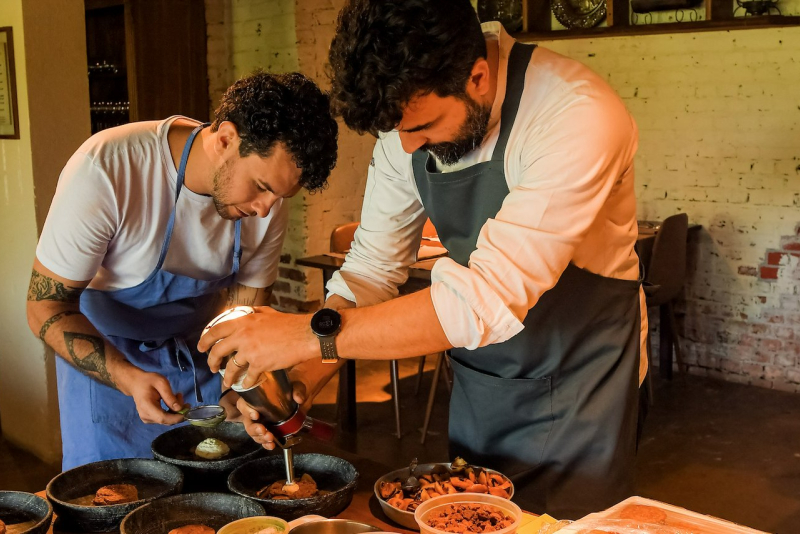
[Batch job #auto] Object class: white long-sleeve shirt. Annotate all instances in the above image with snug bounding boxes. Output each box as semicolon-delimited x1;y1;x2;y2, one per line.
327;23;648;382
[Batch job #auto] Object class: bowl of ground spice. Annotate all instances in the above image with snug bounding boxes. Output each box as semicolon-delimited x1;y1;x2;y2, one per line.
414;494;522;534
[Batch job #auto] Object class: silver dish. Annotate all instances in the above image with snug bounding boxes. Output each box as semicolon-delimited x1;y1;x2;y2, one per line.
373;463;514;531
552;0;606;29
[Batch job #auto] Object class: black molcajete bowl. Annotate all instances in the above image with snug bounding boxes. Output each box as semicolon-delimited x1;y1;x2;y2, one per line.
0;491;53;534
151;421;264;492
45;458;183;533
227;453;358;521
119;492;265;534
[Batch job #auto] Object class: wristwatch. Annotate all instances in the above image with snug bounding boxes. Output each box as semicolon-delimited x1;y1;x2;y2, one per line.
310;308;342;363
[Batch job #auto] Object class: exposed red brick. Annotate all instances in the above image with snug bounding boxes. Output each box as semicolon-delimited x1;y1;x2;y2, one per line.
737;265;757;276
272;281;291;294
280;254;292;264
759;338;783;352
278;267;307;282
767;251;786;265
783;242;800;251
760;265;779;280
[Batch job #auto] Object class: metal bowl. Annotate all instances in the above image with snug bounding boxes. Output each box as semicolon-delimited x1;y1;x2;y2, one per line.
228;453;358;521
120;492;264;534
45;458;183;532
288;519;381;534
0;491;53;534
151;421;264;491
373;463;514;530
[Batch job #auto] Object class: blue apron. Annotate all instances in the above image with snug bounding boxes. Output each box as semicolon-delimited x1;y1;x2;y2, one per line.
56;124;242;470
412;43;641;519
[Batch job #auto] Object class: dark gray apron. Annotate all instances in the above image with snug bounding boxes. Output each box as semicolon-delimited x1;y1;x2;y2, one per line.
412;43;641;519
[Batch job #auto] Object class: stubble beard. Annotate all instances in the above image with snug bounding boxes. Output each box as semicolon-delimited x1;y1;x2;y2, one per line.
211;159;237;220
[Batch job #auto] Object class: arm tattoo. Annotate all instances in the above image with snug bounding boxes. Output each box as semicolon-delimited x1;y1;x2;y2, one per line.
39;310;81;340
28;270;83;302
63;332;115;387
226;285;256;307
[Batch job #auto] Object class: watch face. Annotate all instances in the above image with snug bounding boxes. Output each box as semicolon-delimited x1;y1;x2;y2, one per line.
312;308;341;336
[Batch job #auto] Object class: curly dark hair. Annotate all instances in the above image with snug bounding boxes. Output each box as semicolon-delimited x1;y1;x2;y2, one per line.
212;71;338;193
328;0;486;136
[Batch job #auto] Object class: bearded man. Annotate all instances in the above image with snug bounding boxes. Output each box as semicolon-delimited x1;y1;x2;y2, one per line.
200;1;648;519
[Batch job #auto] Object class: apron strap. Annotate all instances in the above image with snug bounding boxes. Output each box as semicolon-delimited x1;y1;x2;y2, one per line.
155;123;209;271
491;43;537;163
232;218;242;274
175;337;204;404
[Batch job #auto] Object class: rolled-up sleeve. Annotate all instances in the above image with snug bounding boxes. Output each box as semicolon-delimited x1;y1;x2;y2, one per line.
326;135;428;306
430;86;638;350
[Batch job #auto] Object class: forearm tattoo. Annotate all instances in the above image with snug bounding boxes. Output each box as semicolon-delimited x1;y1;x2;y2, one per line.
27;270;83;302
39;310;81;340
64;332;115;387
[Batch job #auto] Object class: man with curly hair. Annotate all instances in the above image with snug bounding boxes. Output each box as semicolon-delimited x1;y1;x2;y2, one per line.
26;71;338;469
200;0;648;518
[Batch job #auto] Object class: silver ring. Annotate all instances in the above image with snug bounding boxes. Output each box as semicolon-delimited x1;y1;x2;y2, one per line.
231;354;245;368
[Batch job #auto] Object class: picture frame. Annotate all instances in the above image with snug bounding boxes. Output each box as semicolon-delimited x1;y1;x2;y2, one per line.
0;27;20;140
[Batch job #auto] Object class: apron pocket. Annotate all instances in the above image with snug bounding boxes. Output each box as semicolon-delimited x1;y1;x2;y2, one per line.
90;379;138;425
448;357;554;474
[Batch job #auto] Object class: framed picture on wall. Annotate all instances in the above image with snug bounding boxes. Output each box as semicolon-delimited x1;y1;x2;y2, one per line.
0;27;20;139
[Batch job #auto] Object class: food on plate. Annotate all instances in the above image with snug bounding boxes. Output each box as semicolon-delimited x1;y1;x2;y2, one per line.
92;483;139;505
615;504;668;525
168;524;215;534
425;503;513;533
194;438;231;460
380;458;513;513
0;518;6;534
256;473;323;500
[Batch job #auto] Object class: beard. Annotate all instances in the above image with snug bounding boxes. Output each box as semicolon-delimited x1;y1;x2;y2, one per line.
211;159;237;220
422;95;491;166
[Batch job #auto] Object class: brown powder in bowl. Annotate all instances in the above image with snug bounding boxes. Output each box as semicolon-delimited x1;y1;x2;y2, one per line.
425;503;513;533
92;484;139;506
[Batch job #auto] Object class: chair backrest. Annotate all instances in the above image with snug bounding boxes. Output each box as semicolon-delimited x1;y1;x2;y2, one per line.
330;219;437;253
645;213;689;306
330;222;360;253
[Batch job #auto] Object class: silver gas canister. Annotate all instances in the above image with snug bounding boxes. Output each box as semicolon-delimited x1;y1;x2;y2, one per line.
202;306;335;446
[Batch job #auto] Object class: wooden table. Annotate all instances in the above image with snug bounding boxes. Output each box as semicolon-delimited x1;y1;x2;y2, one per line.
298;222;702;425
295;255;439;433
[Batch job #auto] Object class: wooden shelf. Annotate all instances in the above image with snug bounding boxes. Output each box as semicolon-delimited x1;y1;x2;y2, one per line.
516;14;800;40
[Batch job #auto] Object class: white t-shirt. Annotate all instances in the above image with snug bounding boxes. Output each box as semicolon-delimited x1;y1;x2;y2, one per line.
327;23;648;382
37;116;288;291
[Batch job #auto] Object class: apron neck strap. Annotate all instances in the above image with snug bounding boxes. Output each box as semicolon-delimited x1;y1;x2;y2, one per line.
156;123;210;270
491;43;536;163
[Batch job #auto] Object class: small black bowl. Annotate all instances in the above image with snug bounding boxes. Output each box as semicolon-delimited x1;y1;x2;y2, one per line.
0;491;53;534
151;422;264;492
45;458;183;532
227;453;358;521
119;492;265;534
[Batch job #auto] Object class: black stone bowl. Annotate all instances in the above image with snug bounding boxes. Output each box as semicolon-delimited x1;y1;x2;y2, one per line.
119;492;265;534
227;453;358;521
45;458;183;533
0;491;53;534
151;421;264;492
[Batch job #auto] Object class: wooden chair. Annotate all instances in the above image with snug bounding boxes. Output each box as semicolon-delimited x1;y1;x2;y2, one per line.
644;213;689;379
329;221;431;439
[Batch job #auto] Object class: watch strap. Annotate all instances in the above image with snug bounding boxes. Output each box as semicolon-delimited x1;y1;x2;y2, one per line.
319;335;339;363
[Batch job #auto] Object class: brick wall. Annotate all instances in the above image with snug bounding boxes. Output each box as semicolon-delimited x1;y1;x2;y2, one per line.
207;2;800;392
536;28;800;392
